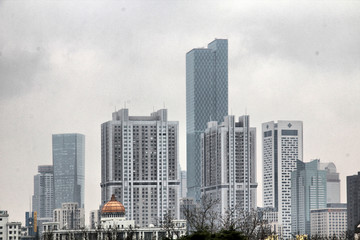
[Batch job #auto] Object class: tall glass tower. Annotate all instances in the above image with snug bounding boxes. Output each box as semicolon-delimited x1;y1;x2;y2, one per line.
291;159;327;236
186;39;228;201
52;133;85;209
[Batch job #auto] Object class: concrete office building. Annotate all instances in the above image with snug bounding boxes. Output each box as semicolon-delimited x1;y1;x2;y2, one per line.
32;165;54;219
319;162;340;203
0;210;9;240
201;115;257;215
291;159;327;236
0;210;21;240
310;203;347;238
101;109;180;227
262;121;303;239
89;210;101;229
52;133;85;209
53;202;85;230
186;39;228;201
347;172;360;233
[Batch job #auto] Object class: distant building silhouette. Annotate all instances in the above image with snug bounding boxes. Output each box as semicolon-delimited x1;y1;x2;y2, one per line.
318;162;341;203
186;39;228;202
180;170;187;199
347;172;360;233
52;133;85;209
32;165;54;219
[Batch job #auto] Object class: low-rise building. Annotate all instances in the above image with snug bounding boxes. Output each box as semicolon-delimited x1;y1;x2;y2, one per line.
310;203;347;238
89;210;101;229
53;202;85;230
0;210;22;240
6;222;21;240
43;195;186;240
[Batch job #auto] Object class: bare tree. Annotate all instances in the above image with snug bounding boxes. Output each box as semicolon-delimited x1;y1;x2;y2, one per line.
159;210;181;240
182;194;219;234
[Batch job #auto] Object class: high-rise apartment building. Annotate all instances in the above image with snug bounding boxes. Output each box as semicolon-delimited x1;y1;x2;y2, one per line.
310;203;347;238
52;133;85;209
32;165;54;219
347;172;360;233
291;159;327;235
186;39;228;201
318;162;340;203
101;109;180;227
201;115;257;215
262;120;303;239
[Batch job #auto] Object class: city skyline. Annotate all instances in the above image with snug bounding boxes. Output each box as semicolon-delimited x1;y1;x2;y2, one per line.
0;1;359;224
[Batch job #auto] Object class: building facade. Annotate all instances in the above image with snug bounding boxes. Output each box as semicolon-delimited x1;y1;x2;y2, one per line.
53;202;85;230
0;210;21;240
0;210;9;240
32;165;54;219
347;172;360;233
310;203;347;238
186;39;228;201
201;115;257;215
52;133;85;209
180;171;187;199
262;120;303;239
101;109;180;227
291;159;327;235
319;162;340;204
89;210;101;230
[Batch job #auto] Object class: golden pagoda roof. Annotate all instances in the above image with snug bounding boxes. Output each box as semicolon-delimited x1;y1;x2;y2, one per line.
101;194;125;214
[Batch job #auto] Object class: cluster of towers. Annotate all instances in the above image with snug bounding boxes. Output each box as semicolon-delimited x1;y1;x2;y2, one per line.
23;39;359;240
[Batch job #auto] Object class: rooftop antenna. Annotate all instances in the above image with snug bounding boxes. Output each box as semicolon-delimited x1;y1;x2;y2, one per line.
163;102;165;109
124;101;126;109
245;107;247;115
115;106;117;112
153;106;155;112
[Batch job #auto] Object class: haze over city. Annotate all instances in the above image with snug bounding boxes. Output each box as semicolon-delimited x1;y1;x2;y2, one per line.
0;0;359;225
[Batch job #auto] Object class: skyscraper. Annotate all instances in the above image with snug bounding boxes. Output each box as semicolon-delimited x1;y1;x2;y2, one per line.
262;120;303;239
101;109;180;227
32;165;54;219
291;159;327;235
318;162;340;203
201;115;257;215
186;39;228;201
52;133;85;209
347;172;360;233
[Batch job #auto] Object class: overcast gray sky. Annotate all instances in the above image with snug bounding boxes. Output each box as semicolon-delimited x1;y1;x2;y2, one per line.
0;1;359;224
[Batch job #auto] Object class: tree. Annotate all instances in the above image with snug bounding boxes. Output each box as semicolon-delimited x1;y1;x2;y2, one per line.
160;210;181;240
182;194;219;234
219;208;273;240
